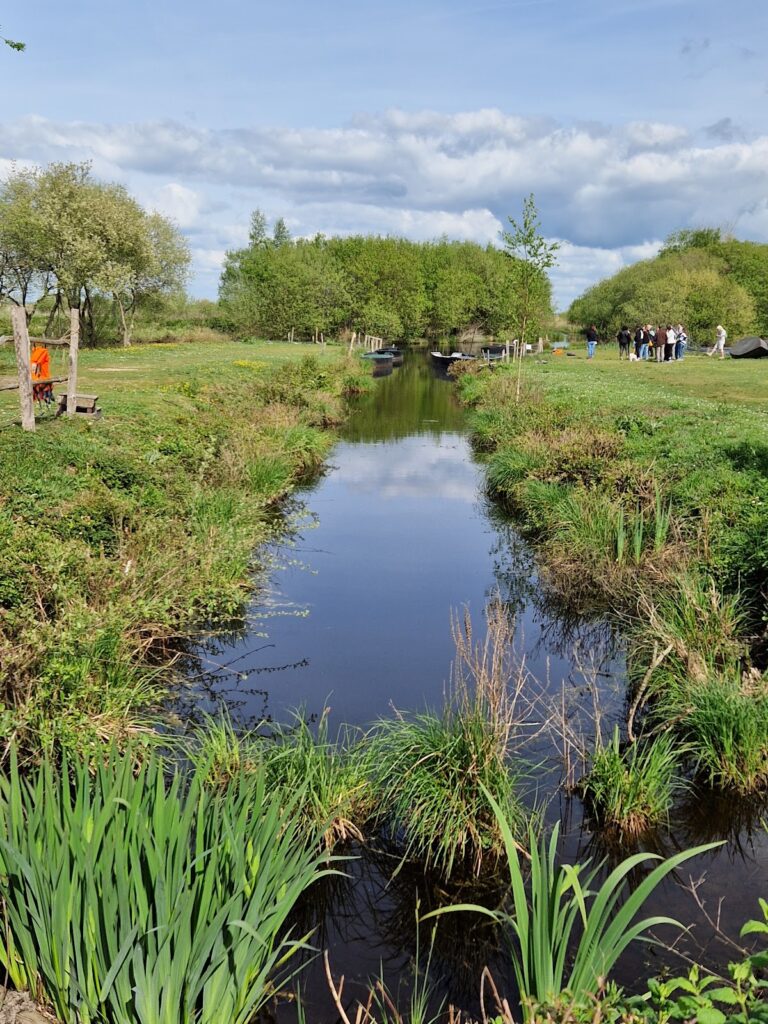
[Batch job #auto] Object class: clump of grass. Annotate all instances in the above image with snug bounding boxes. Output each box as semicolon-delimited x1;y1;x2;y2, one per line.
0;746;331;1024
262;709;374;849
369;603;530;878
190;708;373;850
679;677;768;793
579;727;681;837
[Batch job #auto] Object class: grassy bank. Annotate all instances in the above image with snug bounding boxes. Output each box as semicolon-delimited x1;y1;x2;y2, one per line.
0;338;368;757
458;350;768;794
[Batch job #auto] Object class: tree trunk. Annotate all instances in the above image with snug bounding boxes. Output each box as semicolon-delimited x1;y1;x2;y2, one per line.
44;291;64;337
116;295;132;347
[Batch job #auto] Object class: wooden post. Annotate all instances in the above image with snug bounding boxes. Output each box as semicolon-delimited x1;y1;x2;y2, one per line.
66;308;79;418
11;306;35;432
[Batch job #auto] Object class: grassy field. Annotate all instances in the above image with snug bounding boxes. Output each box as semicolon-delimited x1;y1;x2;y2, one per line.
460;348;768;794
0;338;367;757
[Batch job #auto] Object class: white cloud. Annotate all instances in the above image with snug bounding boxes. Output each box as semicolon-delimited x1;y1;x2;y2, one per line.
2;109;766;304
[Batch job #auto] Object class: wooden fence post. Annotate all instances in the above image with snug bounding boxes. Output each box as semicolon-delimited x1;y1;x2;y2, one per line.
67;308;79;417
11;306;35;432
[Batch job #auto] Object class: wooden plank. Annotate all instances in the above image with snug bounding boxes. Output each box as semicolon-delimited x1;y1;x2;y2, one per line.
0;375;68;393
11;307;35;431
66;309;79;419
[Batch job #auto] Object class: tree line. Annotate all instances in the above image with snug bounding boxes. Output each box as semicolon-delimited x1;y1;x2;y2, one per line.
569;228;768;342
219;206;554;343
0;163;190;345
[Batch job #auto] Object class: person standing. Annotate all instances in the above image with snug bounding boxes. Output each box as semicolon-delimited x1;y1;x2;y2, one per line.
616;325;631;360
586;324;598;359
655;324;665;362
633;325;644;360
665;324;676;362
675;324;688;360
708;324;727;358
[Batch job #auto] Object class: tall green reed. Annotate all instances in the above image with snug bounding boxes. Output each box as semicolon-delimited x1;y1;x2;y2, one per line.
427;791;720;1018
0;747;333;1024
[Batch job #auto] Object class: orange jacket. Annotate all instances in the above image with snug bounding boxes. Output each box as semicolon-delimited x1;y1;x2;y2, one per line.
30;345;50;381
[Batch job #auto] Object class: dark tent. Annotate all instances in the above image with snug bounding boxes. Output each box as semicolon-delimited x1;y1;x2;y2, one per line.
730;336;768;359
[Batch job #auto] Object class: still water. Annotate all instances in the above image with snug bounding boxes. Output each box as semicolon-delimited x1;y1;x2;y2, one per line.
192;353;766;1021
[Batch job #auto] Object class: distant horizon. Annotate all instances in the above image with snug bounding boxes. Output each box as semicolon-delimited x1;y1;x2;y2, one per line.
4;0;766;309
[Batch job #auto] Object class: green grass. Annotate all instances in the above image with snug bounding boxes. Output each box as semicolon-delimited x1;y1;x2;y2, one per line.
675;678;768;793
368;605;530;879
0;745;333;1024
460;353;768;794
189;709;374;850
579;727;682;837
0;339;368;758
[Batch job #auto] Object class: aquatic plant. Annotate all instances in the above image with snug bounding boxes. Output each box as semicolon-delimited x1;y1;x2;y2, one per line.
190;708;373;849
368;604;531;878
261;709;374;849
0;746;331;1024
679;677;768;793
579;727;681;837
427;794;720;1018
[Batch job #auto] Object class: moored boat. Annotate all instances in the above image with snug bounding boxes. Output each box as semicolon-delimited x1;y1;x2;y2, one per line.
430;351;475;367
377;347;405;366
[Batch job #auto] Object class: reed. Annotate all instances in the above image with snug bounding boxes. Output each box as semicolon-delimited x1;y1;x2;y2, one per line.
0;747;331;1024
427;794;720;1018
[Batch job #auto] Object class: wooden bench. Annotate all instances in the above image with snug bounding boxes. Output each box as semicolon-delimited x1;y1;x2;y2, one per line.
56;393;102;419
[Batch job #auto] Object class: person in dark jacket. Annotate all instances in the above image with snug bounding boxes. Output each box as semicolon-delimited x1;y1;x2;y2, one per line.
585;324;598;359
616;325;631;360
633;325;644;359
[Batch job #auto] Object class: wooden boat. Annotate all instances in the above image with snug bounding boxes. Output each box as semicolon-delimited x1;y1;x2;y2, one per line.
430;351;476;367
377;347;404;366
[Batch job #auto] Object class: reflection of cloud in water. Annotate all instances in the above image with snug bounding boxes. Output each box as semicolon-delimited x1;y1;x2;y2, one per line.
337;435;479;501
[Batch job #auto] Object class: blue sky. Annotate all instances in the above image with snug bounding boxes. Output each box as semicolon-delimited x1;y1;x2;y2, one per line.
3;0;767;307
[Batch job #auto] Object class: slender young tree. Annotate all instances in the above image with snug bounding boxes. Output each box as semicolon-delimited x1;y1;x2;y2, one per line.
501;194;559;401
272;217;291;247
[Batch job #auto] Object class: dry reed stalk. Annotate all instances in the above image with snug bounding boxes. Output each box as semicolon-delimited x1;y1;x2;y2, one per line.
448;597;549;756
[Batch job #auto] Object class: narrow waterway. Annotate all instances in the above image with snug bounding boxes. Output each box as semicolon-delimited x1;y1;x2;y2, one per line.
197;355;620;727
192;353;767;1021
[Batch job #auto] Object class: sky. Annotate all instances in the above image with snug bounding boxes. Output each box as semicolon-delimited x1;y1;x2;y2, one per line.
2;0;767;309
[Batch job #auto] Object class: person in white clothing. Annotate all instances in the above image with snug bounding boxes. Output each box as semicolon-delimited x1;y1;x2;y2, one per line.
708;325;727;358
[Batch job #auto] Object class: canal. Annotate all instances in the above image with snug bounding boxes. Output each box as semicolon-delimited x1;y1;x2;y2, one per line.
192;352;767;1021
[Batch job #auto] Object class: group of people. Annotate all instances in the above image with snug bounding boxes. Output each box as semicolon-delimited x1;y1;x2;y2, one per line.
583;323;729;361
615;324;688;362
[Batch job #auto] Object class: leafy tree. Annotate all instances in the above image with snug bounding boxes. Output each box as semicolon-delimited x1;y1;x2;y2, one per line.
569;247;757;343
248;209;269;248
500;193;558;348
272;217;291;247
0;162;189;344
1;27;24;51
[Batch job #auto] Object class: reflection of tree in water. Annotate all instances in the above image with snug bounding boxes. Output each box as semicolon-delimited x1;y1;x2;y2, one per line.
342;355;466;443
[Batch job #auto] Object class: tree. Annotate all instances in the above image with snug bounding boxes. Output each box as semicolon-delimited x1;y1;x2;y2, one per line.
248;209;269;248
1;27;24;51
568;247;757;342
272;217;291;247
501;194;558;399
0;162;190;344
